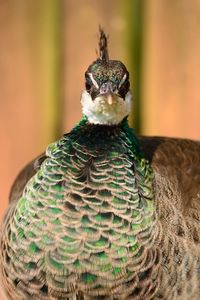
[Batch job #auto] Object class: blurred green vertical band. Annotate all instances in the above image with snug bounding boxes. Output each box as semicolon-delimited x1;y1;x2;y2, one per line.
125;0;144;133
37;0;63;144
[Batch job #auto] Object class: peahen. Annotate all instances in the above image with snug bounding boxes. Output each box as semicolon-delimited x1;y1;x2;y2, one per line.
1;28;200;300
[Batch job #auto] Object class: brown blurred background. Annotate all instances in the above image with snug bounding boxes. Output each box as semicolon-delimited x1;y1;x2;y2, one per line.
0;0;200;245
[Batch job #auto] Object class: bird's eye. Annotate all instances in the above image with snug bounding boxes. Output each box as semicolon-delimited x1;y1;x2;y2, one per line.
85;73;92;92
85;81;92;92
119;78;130;98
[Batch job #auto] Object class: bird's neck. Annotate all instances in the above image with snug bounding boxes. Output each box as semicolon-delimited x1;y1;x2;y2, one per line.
73;115;140;150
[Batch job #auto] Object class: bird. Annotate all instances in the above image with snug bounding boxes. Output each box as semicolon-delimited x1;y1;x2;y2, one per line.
1;28;200;300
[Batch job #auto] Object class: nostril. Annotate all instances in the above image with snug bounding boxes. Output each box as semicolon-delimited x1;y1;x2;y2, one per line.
100;83;108;93
112;85;117;93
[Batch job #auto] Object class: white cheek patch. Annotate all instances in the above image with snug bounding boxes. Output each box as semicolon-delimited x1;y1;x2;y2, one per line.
81;90;132;125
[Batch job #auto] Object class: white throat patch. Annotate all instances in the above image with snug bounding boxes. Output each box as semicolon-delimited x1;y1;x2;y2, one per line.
81;90;132;125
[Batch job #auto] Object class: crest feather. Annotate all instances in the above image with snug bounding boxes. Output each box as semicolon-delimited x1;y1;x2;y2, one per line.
99;27;109;61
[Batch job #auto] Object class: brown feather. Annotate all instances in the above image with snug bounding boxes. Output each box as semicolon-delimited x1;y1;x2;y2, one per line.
139;136;200;211
9;153;46;204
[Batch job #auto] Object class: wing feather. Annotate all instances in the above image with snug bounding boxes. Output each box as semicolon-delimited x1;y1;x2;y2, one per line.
139;136;200;212
9;153;46;203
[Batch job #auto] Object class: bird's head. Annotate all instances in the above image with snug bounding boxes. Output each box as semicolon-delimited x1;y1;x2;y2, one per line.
81;28;132;125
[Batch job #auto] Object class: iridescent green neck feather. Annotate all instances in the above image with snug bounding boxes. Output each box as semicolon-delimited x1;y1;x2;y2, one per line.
1;117;159;298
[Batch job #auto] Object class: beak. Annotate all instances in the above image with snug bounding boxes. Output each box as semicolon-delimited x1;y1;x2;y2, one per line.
106;93;114;105
95;81;119;104
100;81;117;94
91;81;120;101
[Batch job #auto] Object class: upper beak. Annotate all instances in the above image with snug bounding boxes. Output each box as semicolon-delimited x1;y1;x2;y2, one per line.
91;81;120;101
99;81;117;95
98;81;119;104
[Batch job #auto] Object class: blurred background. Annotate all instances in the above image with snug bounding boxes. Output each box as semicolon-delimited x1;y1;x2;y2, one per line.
0;0;200;230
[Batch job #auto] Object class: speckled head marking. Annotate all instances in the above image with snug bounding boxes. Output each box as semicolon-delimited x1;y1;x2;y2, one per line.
81;28;132;125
